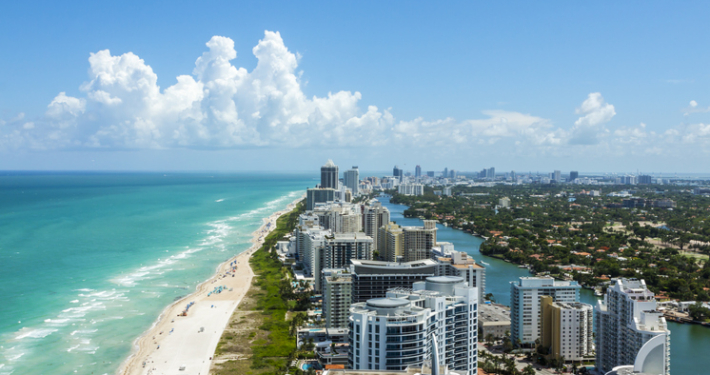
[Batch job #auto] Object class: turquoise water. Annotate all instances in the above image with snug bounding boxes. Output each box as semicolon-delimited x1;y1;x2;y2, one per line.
379;196;710;375
0;172;312;375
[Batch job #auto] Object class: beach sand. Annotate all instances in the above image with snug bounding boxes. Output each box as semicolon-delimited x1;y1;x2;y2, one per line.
118;196;303;375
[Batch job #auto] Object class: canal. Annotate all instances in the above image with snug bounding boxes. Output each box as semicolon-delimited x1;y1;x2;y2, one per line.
379;195;709;374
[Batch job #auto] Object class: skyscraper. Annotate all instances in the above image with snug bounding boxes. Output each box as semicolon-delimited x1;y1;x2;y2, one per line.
344;166;360;195
349;276;478;375
569;171;579;182
553;170;561;182
595;278;670;375
321;159;339;189
363;201;390;251
510;277;581;346
443;167;448;178
415;165;422;179
403;220;437;262
638;175;652;184
487;167;495;179
393;165;403;182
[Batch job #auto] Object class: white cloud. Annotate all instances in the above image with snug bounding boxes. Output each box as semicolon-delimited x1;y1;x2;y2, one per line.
684;100;710;115
28;31;394;150
569;92;616;145
3;31;707;166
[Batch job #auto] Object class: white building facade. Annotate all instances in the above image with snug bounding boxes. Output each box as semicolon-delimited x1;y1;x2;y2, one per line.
510;277;581;346
595;278;670;375
349;276;478;375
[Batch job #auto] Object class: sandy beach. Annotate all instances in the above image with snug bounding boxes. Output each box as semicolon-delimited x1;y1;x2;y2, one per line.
118;196;303;375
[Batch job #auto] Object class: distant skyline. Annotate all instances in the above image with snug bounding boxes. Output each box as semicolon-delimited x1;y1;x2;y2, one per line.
1;1;710;172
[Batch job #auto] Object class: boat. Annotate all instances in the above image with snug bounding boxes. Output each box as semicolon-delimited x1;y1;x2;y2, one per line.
480;261;490;266
594;288;603;297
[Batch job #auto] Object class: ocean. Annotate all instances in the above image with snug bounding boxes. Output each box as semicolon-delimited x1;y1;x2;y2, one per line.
0;172;312;375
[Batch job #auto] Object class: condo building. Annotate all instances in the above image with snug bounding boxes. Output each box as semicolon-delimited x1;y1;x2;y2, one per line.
434;251;486;302
307;187;336;210
363;201;390;251
344;166;360;195
321;159;339;189
595;278;670;375
378;222;404;262
350;259;438;303
510;277;581;346
323;273;353;329
403;221;437;262
398;183;424;196
348;276;478;375
540;296;594;362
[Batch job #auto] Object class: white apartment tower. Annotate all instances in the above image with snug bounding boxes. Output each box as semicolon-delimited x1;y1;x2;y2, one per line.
510;277;581;346
344;166;360;195
595;278;670;375
349;276;478;375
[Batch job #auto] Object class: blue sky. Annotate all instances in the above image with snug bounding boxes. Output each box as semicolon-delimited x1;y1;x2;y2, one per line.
1;1;709;173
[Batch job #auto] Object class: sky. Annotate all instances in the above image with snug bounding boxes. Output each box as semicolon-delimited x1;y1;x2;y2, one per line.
1;1;710;174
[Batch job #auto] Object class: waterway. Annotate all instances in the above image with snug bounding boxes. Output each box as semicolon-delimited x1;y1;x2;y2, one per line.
379;196;709;374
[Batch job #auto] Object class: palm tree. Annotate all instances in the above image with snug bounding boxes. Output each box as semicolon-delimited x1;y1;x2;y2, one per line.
522;365;536;375
486;333;495;346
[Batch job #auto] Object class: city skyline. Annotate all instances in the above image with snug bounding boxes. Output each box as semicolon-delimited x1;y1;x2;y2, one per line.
2;2;710;172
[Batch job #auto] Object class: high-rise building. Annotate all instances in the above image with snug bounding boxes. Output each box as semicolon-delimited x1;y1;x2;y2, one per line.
323;273;352;329
343;166;360;195
393;166;403;182
378;222;404;262
415;165;422;179
569;171;579;182
541;296;594;362
511;170;517;182
349;276;478;375
553;170;561;182
321;159;339;189
426;171;435;177
363;201;390;251
487;167;495;179
295;226;330;279
403;221;437;262
306;188;336;210
350;259;438;303
434;250;486;302
510;277;581;346
312;201;361;233
638;175;652;184
443;167;448;178
498;197;511;208
398;183;424;196
313;233;373;291
449;169;456;179
595;278;670;375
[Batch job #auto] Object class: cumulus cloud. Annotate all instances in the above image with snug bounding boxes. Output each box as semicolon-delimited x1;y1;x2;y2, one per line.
569;92;616;145
3;31;707;164
23;31;394;150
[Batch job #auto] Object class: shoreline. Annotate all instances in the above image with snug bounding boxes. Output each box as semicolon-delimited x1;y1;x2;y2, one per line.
117;194;304;375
